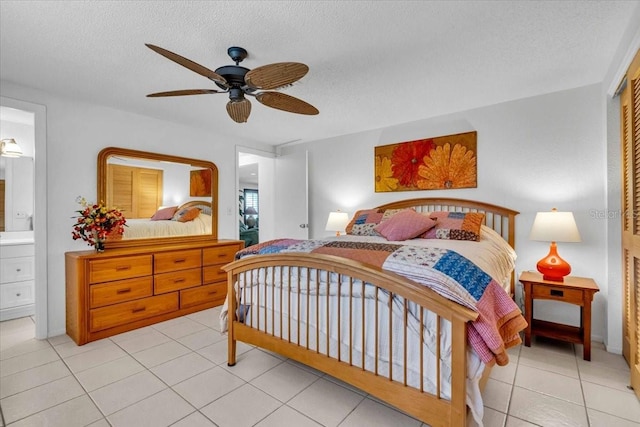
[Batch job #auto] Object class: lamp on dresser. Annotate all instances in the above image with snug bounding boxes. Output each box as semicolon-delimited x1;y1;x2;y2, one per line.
325;211;349;237
529;208;581;282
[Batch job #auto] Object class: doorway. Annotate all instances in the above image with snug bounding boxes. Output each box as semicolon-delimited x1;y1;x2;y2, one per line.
0;97;47;339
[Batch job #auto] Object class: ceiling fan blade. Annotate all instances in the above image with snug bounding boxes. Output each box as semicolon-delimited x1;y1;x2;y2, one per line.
145;44;228;87
147;89;224;97
226;98;252;123
256;92;319;115
245;62;309;90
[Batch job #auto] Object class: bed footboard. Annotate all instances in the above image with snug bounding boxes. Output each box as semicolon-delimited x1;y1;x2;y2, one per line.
223;253;478;427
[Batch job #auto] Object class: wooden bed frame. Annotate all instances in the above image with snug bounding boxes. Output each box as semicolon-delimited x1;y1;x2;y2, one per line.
223;198;519;427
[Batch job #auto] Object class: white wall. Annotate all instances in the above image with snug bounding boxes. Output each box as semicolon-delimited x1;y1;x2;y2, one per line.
284;84;612;345
0;81;272;337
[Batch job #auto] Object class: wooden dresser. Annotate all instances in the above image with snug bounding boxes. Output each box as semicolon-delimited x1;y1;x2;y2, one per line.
65;239;243;345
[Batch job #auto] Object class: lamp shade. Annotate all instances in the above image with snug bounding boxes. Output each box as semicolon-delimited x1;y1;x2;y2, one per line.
245;206;258;215
529;209;581;243
0;138;23;158
529;208;581;282
325;211;349;236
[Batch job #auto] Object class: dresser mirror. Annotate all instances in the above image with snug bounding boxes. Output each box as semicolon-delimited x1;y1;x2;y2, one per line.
97;147;218;248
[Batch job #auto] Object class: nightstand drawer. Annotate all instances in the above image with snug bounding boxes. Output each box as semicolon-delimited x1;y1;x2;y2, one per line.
532;286;583;304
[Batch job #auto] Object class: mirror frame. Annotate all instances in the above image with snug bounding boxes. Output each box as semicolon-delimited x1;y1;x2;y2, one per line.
97;147;218;248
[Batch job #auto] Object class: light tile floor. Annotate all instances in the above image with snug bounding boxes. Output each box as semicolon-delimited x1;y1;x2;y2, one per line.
1;309;638;427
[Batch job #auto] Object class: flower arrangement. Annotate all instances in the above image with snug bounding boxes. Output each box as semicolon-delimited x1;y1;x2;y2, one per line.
71;196;127;252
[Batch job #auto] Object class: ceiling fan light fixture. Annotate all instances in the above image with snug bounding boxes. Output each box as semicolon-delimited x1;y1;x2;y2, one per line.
226;98;251;123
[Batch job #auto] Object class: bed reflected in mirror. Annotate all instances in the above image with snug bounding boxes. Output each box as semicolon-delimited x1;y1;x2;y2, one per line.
97;147;218;248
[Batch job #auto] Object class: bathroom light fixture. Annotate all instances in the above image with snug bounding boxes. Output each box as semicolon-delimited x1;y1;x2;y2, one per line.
0;138;23;158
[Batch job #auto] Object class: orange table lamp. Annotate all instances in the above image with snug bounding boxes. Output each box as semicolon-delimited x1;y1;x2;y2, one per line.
529;208;581;282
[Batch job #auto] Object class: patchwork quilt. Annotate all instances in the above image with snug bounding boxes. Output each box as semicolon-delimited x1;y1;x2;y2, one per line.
235;238;527;366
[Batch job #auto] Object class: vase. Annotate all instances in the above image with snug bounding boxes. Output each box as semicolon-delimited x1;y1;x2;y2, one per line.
94;239;106;253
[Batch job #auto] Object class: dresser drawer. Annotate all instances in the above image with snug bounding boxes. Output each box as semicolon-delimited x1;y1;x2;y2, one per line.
89;255;152;284
180;282;226;309
0;256;34;283
89;293;178;332
203;263;228;284
154;268;202;294
90;277;153;308
203;245;238;266
154;249;202;274
0;281;34;309
532;285;584;304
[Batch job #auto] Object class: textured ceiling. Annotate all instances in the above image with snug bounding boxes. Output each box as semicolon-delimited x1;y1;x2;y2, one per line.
1;1;637;146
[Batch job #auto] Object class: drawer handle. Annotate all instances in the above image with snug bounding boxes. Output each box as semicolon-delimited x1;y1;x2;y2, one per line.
208;291;218;295
550;289;564;297
174;278;186;283
218;253;227;258
115;266;131;271
16;292;21;297
116;288;132;294
174;259;186;263
132;307;146;313
16;268;21;272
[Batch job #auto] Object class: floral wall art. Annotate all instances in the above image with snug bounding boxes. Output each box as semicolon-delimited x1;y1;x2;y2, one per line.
190;168;212;197
374;131;477;192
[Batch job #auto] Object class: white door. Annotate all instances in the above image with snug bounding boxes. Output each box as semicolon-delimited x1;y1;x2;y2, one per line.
274;150;308;239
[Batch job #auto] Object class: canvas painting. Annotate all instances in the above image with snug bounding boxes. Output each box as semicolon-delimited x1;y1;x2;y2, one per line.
190;169;212;197
374;131;477;192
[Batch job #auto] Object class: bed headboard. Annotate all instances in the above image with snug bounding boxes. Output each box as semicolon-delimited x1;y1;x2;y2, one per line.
178;200;212;216
376;198;519;249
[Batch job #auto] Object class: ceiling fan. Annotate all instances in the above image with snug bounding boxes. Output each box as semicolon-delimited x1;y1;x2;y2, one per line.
145;44;319;123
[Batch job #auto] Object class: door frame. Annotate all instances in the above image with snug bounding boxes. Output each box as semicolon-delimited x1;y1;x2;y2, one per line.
1;96;48;339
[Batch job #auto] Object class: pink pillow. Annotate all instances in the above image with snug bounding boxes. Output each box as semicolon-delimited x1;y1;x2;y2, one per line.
374;209;437;241
150;206;177;221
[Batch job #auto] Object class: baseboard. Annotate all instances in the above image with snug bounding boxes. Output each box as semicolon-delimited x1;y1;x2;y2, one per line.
0;305;34;322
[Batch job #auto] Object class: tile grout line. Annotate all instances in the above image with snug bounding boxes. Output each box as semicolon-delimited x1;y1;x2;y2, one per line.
574;344;592;427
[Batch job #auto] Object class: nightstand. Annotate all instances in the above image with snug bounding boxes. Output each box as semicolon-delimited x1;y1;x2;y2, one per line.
519;271;599;361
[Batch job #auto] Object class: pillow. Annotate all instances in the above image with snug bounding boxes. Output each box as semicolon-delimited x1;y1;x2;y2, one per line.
374;209;437;241
421;211;485;241
172;206;201;222
345;209;385;236
150;206;178;221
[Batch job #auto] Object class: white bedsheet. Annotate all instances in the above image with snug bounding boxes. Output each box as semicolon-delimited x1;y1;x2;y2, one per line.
122;213;212;239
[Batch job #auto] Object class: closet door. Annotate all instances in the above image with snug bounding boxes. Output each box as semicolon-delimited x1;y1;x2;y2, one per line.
107;164;163;219
621;48;640;400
